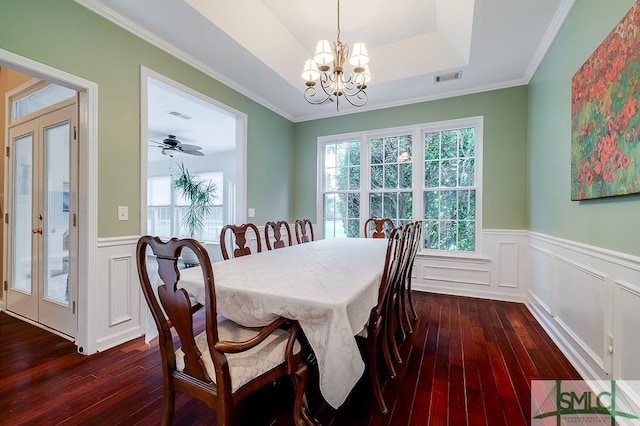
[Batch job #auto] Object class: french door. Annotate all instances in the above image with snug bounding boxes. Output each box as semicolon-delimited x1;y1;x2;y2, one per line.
6;101;78;337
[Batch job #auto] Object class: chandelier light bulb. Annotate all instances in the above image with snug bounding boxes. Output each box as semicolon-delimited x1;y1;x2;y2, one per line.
302;59;320;84
362;64;371;84
354;65;370;89
349;42;369;72
314;40;334;70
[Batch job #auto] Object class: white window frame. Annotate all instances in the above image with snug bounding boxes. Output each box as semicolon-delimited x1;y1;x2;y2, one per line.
316;116;483;256
147;171;224;242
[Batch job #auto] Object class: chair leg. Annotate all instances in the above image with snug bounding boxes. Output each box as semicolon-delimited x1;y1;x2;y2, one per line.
216;407;234;426
291;362;319;426
161;386;175;426
395;295;407;342
380;324;397;378
388;296;403;364
400;281;414;334
368;336;389;414
407;281;418;321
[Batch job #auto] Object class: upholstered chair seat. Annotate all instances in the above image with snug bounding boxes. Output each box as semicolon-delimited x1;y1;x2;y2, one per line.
176;318;301;392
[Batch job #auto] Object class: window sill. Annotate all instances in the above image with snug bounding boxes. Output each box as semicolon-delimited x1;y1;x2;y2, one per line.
416;251;491;264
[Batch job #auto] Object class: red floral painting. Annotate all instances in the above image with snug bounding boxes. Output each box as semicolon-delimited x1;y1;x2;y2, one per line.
571;3;640;200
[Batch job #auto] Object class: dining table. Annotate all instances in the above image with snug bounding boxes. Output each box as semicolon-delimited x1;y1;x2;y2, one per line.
178;237;388;409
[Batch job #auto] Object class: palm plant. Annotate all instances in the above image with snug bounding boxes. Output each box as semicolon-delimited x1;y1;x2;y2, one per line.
173;162;217;239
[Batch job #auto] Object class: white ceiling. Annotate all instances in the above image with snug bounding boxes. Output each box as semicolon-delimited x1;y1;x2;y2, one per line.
147;77;237;161
76;0;573;126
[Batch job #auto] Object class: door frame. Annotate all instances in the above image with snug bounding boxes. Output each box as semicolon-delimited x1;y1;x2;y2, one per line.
140;66;248;230
6;99;78;336
1;47;98;353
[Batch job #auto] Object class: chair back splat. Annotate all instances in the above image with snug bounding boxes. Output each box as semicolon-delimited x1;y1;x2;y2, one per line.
294;219;315;244
265;220;292;250
136;236;317;425
364;217;395;238
220;223;262;260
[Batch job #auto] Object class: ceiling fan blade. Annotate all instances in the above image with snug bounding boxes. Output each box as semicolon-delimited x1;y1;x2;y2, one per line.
182;149;205;156
178;143;202;151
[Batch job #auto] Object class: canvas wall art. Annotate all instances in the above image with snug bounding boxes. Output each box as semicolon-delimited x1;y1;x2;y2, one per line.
571;2;640;200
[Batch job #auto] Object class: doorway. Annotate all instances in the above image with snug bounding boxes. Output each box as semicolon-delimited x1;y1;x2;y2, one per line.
142;68;247;253
5;80;78;337
1;48;98;353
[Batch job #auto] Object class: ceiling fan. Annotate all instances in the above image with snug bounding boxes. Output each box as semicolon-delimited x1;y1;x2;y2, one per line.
149;134;204;156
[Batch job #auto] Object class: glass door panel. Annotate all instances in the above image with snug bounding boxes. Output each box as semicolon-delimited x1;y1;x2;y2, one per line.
12;134;34;293
44;122;70;303
6;99;77;336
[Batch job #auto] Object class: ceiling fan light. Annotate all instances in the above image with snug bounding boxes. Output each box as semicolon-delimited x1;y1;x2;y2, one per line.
302;59;320;82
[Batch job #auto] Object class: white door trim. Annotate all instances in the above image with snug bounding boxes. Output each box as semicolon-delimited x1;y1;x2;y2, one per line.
0;47;98;354
139;66;248;229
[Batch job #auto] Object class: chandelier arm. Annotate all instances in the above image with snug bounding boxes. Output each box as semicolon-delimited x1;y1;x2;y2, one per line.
341;89;368;108
339;74;366;96
319;71;336;92
304;85;333;105
301;0;369;110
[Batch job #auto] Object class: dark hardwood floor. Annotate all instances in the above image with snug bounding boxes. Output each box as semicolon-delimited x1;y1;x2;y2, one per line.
0;292;581;425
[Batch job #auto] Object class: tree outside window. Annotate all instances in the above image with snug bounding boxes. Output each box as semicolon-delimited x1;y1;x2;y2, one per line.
318;117;482;255
423;127;476;252
369;134;413;228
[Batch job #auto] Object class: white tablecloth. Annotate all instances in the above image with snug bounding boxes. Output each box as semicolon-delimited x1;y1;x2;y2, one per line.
178;237;388;409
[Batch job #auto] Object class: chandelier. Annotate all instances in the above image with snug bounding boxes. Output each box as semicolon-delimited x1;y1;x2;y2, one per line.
301;0;370;110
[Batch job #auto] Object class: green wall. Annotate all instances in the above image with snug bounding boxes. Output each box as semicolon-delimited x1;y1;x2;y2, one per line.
292;86;529;230
0;0;294;237
528;0;640;255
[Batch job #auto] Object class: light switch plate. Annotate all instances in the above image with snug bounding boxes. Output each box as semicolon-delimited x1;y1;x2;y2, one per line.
118;206;128;221
248;208;255;218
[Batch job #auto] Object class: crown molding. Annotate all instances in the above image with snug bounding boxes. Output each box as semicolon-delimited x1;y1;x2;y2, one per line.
293;78;529;123
73;0;295;121
523;0;576;82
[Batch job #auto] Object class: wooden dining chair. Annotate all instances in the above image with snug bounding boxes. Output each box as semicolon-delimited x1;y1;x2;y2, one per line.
364;217;395;238
294;219;315;244
136;236;316;426
386;222;413;362
265;220;292;250
388;220;422;342
357;226;404;414
403;220;422;325
220;223;262;260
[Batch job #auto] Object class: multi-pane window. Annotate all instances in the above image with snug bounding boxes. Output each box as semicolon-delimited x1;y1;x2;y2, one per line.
423;127;477;252
370;134;413;228
323;141;360;238
147;172;224;241
318;117;482;255
147;176;172;237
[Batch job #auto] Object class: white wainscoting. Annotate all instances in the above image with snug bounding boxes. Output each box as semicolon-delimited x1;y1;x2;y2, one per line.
528;232;640;392
90;228;640;399
95;236;143;352
412;229;530;302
